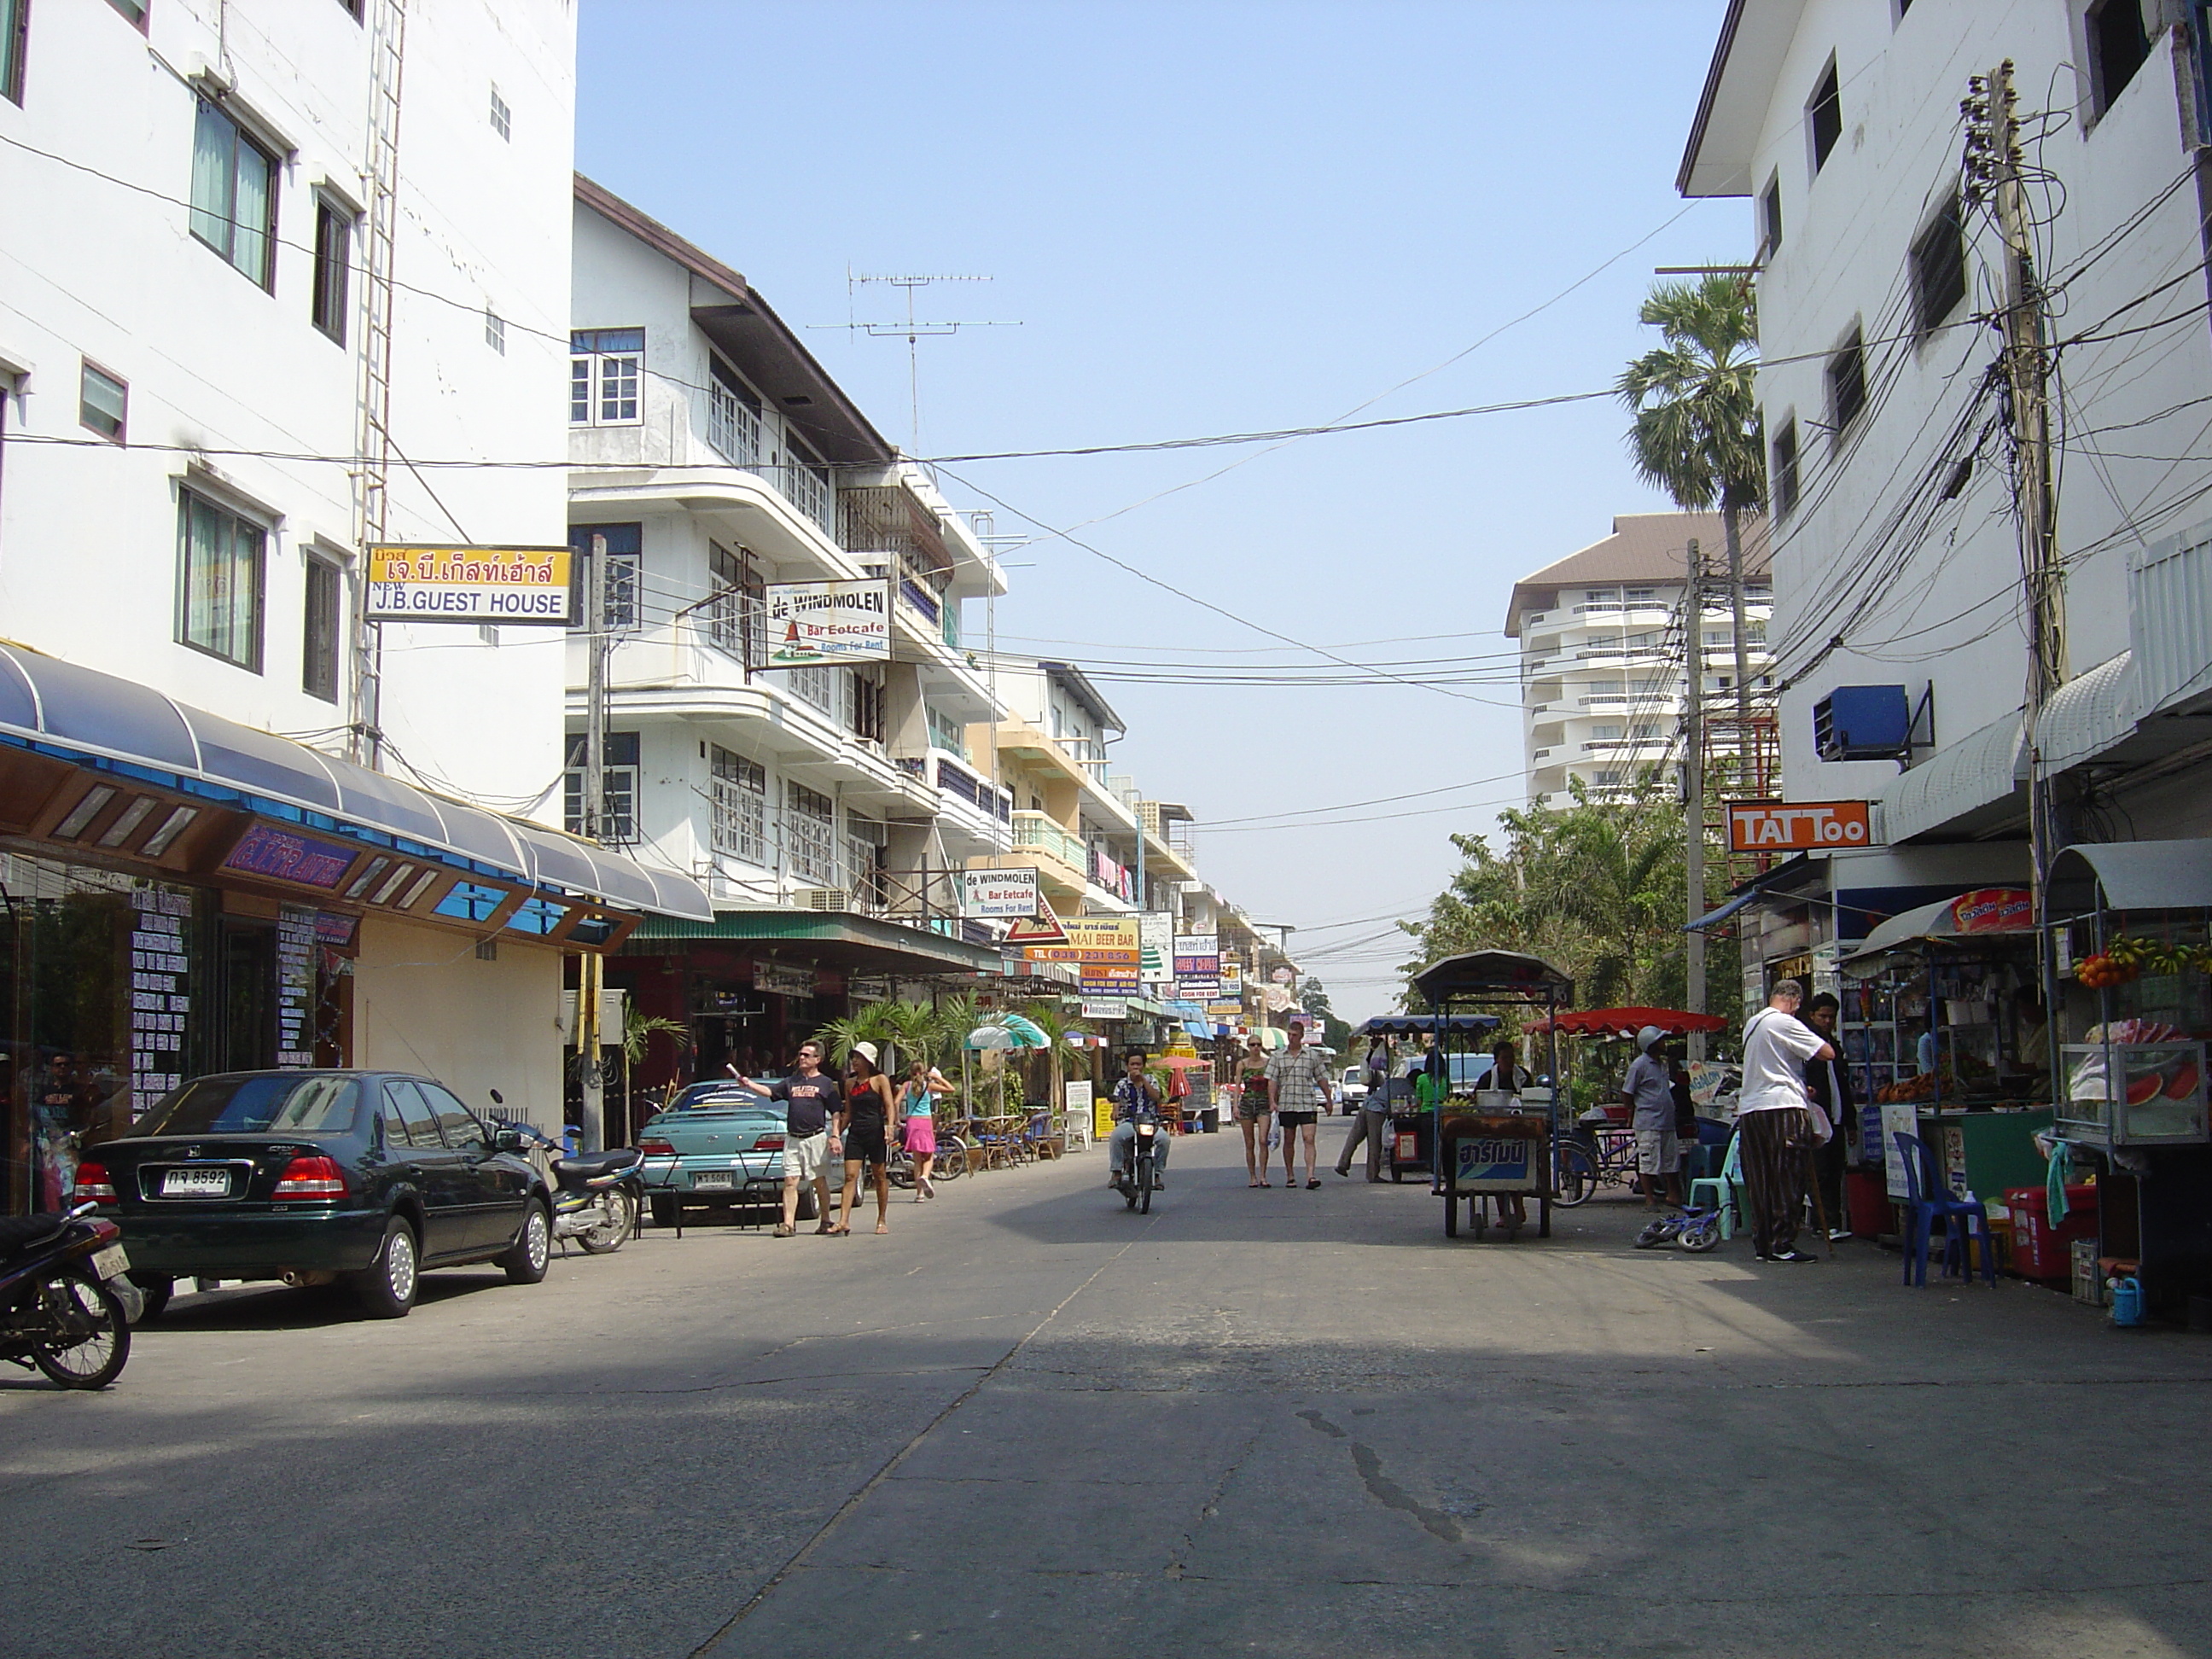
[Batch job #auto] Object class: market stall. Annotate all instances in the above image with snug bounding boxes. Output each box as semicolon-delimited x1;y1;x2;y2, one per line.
1525;1008;1732;1195
1837;889;2053;1228
1406;952;1574;1242
1352;1014;1503;1181
2044;841;2212;1313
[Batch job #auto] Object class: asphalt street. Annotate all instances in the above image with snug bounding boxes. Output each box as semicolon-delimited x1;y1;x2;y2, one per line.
3;1128;2209;1659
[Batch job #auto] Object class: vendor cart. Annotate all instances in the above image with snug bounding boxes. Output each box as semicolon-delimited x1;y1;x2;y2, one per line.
1407;952;1575;1241
1352;1013;1501;1181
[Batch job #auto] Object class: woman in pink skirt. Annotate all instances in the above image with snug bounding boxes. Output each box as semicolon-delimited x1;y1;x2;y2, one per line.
896;1060;940;1199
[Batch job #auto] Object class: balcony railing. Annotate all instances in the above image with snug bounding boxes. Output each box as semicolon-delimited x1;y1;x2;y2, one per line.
938;755;1010;821
1011;811;1086;870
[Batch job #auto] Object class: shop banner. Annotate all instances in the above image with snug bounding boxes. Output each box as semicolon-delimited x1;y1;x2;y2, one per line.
366;544;575;626
961;868;1040;918
753;961;817;998
1139;912;1173;986
763;580;892;666
1947;888;2032;933
1726;800;1875;853
1080;998;1129;1021
1024;915;1139;996
1173;934;1220;999
222;824;358;891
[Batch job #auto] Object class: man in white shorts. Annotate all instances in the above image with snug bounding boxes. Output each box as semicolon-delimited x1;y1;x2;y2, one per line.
735;1040;841;1237
1619;1025;1679;1208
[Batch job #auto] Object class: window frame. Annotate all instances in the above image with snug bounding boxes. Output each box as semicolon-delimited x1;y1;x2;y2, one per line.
1807;56;1842;178
484;309;506;355
569;329;644;426
2086;0;2154;119
710;744;767;865
189;96;280;290
783;780;839;887
489;84;511;142
1825;326;1868;439
302;551;342;703
311;195;352;345
175;486;268;673
1759;172;1784;260
567;521;642;633
1;0;26;107
562;731;641;844
1909;191;1967;336
79;359;128;443
1771;415;1801;516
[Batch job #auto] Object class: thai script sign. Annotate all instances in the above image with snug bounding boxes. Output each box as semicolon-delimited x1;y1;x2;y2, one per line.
366;544;574;625
961;868;1040;917
1948;888;2032;933
1173;934;1220;999
221;824;358;890
764;580;892;666
1025;916;1139;994
1726;800;1876;853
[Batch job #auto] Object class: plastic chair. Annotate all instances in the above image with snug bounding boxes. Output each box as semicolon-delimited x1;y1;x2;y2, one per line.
1685;1129;1743;1238
1893;1131;1996;1288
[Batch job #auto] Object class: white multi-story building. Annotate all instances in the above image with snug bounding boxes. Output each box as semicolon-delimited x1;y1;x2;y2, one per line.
1505;513;1773;801
0;1;701;1198
1679;0;2212;847
565;180;1011;1086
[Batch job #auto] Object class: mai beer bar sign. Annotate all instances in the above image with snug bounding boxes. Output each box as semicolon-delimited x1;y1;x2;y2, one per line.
366;544;576;626
1726;800;1877;853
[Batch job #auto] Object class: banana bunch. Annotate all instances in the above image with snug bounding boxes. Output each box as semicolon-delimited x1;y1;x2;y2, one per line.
2104;935;2212;976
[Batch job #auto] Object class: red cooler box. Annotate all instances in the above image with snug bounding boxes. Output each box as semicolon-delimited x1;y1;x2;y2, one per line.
2003;1185;2098;1279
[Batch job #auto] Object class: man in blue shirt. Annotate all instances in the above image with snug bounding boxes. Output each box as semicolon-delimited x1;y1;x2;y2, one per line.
1620;1025;1679;1208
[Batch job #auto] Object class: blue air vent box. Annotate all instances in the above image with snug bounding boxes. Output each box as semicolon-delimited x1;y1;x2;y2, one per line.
1813;685;1911;761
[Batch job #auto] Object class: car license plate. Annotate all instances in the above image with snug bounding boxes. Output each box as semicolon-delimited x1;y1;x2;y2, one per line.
691;1170;735;1190
161;1167;230;1197
91;1244;129;1279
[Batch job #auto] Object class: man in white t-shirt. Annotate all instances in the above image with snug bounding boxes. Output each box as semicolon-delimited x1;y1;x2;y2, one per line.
1736;979;1834;1264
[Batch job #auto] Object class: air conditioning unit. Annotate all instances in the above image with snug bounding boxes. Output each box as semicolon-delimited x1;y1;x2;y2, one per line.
796;887;849;912
1813;685;1912;762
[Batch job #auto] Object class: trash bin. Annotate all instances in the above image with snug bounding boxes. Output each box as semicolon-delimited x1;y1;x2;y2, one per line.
1199;1108;1220;1133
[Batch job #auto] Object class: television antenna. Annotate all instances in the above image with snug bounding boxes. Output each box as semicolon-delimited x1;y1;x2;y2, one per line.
812;271;1019;452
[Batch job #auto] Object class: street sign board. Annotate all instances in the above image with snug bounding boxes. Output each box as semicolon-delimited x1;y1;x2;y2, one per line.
1726;800;1876;853
961;868;1039;917
366;544;574;626
1002;901;1068;946
1173;933;1220;1000
1026;916;1140;995
763;580;892;666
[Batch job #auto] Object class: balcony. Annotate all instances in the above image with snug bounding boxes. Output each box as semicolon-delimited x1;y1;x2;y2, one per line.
1012;811;1086;870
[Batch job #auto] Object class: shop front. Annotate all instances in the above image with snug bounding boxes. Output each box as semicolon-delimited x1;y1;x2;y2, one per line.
0;645;711;1215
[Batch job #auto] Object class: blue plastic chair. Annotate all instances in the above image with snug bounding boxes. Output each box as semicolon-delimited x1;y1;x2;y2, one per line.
1893;1131;1995;1288
1685;1129;1743;1238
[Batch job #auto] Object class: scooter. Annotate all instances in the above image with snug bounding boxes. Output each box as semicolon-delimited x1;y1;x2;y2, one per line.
492;1106;642;1254
0;1200;138;1389
1113;1111;1162;1214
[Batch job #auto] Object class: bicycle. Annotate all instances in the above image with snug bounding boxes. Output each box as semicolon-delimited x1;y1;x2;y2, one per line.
887;1121;968;1190
1551;1123;1639;1208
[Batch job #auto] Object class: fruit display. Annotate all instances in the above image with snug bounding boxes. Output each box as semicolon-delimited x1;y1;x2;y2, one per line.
2077;936;2212;986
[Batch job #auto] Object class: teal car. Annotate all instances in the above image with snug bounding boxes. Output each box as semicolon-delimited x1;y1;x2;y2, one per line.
635;1081;814;1226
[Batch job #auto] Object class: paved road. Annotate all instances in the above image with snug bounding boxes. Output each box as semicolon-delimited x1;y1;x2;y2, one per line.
4;1129;2209;1659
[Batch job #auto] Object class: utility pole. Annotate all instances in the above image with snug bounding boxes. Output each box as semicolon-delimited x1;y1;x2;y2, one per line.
576;532;609;1151
1682;539;1708;1059
1970;61;2067;1016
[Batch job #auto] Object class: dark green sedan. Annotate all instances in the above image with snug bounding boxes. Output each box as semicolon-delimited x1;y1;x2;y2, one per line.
71;1070;553;1320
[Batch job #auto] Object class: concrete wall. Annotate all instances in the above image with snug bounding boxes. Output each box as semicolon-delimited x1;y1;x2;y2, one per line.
1733;0;2212;817
352;914;563;1125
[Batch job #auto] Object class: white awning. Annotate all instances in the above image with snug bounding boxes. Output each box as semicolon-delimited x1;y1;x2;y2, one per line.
2034;652;2137;773
2049;840;2212;916
1879;710;2025;842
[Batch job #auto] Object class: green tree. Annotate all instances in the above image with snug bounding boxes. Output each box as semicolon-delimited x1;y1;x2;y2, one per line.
1618;274;1765;719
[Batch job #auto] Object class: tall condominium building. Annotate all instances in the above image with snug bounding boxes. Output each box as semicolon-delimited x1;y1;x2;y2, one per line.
1505;513;1772;801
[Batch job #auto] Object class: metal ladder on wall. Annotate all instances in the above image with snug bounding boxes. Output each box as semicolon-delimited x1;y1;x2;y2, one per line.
348;0;408;768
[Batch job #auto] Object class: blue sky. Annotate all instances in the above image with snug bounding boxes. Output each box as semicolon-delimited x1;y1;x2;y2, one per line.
576;0;1740;1017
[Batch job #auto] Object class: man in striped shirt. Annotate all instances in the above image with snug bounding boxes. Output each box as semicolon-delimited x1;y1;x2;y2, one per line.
1266;1017;1336;1189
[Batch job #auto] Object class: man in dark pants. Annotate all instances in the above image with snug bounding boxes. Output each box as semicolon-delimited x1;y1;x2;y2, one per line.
1802;992;1854;1243
1737;979;1834;1263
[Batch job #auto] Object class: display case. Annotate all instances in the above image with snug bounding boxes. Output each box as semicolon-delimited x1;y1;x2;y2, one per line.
2058;1041;2209;1146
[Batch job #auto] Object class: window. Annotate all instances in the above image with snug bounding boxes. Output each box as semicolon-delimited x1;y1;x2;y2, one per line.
784;781;837;884
1807;57;1842;175
380;1080;442;1150
177;489;265;671
107;0;147;26
852;667;886;744
562;731;640;843
311;199;350;344
710;746;766;864
2;0;26;105
1911;194;1966;335
1772;417;1801;515
927;705;965;755
1592;771;1624;788
1760;172;1783;259
79;361;126;441
707;356;761;465
570;329;643;424
1624;586;1657;603
417;1081;485;1152
568;522;640;632
303;555;341;702
707;541;762;662
1826;327;1867;434
787;661;837;714
2088;0;2152;115
484;310;505;354
489;84;511;141
189;98;277;288
845;813;882;901
1589;724;1624;740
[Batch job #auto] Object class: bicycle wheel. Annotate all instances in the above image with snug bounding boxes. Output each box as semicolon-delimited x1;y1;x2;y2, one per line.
1552;1144;1595;1208
934;1140;968;1180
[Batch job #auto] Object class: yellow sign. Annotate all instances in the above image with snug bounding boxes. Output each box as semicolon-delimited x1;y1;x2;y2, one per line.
1023;916;1139;966
366;544;575;626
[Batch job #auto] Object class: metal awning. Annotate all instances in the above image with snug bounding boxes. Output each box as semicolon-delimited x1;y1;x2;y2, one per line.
2034;652;2137;774
0;643;711;921
628;907;1004;975
2048;839;2212;917
1842;894;2034;964
1880;709;2025;843
1409;951;1573;1006
1685;888;1761;933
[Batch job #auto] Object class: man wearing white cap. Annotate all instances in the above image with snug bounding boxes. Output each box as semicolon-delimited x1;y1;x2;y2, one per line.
1620;1025;1680;1209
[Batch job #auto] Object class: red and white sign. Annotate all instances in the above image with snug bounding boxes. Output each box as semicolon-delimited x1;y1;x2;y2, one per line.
1948;888;2032;934
1726;800;1876;853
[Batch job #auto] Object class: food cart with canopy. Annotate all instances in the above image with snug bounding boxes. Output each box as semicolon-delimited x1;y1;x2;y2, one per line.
1406;952;1575;1240
1353;1014;1501;1181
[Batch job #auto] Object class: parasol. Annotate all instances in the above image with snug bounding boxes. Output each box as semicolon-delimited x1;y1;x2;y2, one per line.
1523;1008;1728;1039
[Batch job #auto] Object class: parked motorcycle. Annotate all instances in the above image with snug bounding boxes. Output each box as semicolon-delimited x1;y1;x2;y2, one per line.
1112;1110;1162;1214
0;1201;138;1389
488;1103;641;1254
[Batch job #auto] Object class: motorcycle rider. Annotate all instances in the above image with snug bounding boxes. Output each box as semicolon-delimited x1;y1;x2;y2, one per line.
1106;1050;1168;1192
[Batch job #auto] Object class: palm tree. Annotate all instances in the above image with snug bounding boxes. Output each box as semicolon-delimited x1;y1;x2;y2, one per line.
1017;1000;1091;1121
814;1004;898;1069
1618;274;1765;722
617;1006;691;1143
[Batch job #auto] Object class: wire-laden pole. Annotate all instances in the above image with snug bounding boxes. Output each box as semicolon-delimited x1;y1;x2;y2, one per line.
1682;539;1708;1061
